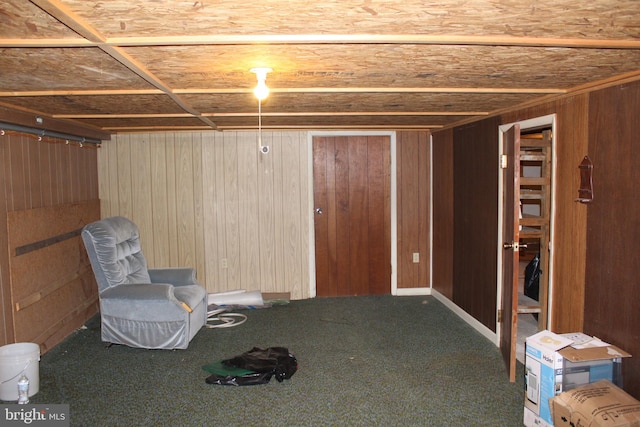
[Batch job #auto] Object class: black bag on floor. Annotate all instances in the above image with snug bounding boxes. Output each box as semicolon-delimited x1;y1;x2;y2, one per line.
205;347;297;386
524;253;541;301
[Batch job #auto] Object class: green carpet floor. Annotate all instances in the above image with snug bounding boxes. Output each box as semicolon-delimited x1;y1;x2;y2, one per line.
27;295;524;426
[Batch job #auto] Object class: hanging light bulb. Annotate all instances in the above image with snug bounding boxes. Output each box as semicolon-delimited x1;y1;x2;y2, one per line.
254;79;269;101
250;67;272;101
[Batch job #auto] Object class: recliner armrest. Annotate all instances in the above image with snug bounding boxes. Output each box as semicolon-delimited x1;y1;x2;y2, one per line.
101;283;177;303
148;268;197;286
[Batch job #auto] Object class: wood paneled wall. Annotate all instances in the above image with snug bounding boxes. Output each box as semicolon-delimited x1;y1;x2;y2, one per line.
396;131;430;289
98;131;311;299
503;83;640;398
433;117;503;332
0;132;99;348
433;79;640;398
584;81;640;399
431;129;454;298
452;117;501;332
100;130;430;298
2;134;98;210
502;95;589;333
436;97;593;334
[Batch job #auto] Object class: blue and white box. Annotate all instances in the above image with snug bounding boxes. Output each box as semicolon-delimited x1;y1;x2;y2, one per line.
523;331;630;427
524;331;573;427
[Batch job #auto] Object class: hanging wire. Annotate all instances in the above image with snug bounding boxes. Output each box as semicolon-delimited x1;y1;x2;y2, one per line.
257;97;270;154
258;97;262;151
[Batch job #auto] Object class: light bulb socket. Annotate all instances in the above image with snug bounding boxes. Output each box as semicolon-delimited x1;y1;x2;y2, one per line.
250;67;272;80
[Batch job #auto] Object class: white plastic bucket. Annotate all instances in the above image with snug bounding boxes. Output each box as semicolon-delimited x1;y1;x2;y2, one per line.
0;342;40;401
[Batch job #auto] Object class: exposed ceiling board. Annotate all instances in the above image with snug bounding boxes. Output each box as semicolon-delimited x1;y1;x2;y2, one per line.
75;113;476;132
48;0;640;40
184;92;542;114
125;44;640;89
0;1;81;39
0;48;156;91
72;116;215;130
0;0;639;134
5;94;189;115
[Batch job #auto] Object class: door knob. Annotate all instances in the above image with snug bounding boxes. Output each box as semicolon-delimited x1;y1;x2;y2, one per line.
315;208;323;215
503;242;527;250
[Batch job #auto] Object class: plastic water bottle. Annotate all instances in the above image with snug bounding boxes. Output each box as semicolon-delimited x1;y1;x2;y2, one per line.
17;374;29;404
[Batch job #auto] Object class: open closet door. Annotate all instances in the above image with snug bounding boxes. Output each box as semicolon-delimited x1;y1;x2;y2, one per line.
500;124;521;382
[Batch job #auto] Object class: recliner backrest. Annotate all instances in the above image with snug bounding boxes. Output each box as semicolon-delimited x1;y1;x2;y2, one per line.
82;216;152;293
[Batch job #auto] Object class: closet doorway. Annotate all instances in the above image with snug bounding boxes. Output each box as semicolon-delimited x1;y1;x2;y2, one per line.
498;115;555;381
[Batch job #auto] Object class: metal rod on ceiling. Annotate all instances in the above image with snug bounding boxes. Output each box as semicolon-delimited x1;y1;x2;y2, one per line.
0;121;102;145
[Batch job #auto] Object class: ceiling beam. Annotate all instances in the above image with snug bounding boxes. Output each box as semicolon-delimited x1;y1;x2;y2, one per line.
53;114;193;119
4;33;640;50
0;39;94;47
177;87;566;95
206;111;489;117
103;124;444;132
214;125;444;130
280;87;566;94
0;87;565;97
104;34;640;49
53;111;488;119
0;90;165;97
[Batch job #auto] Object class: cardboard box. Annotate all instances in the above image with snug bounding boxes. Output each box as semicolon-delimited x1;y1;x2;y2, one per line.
523;331;631;427
563;358;615;391
552;379;640;427
561;335;628;392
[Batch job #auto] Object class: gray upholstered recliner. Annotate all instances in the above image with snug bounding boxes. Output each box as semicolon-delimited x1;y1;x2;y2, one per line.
81;216;207;349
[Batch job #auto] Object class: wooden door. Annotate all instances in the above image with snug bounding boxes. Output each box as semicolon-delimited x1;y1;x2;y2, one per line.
313;135;391;297
500;124;521;382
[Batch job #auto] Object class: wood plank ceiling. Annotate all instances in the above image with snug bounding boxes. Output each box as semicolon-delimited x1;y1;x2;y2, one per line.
1;0;640;135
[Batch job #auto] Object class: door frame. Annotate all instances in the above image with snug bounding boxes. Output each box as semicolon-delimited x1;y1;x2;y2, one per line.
496;114;557;345
307;131;397;298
